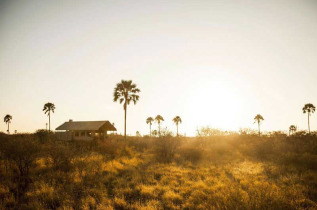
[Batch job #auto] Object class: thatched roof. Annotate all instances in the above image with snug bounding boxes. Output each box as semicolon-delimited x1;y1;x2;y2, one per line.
55;120;116;131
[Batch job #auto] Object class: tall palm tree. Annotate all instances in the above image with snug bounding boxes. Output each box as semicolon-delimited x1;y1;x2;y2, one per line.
113;80;140;141
4;114;12;134
289;125;297;135
303;103;315;134
173;116;182;136
254;114;264;136
146;117;154;137
155;115;164;136
43;102;55;132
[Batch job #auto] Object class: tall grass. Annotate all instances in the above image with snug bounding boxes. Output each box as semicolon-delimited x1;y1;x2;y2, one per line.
0;131;316;209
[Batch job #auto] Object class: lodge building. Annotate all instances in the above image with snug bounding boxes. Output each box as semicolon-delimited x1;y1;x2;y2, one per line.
55;120;116;140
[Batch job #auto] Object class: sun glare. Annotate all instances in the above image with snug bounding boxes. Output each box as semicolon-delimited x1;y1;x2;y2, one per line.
187;78;245;131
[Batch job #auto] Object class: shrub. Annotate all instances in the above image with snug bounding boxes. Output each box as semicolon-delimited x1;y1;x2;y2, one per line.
0;135;40;202
154;137;180;163
34;129;53;143
46;143;75;172
97;140;123;160
178;145;202;164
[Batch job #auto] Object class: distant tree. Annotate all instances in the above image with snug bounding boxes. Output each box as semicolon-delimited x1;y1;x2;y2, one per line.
155;115;164;136
302;103;315;134
197;126;229;137
172;116;182;136
146;117;154;137
254;114;264;136
152;130;158;137
4;114;12;134
136;131;141;137
43;102;55;132
113;80;140;141
238;128;258;136
289;125;297;135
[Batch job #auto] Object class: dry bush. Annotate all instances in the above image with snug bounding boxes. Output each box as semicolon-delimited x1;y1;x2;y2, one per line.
127;136;154;152
46;143;76;172
97;140;123;160
196;126;234;137
0;135;40;203
34;129;54;143
154;137;181;163
177;142;203;164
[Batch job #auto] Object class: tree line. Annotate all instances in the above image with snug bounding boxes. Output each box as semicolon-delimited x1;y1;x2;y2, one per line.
146;115;182;137
2;80;316;137
113;80;315;139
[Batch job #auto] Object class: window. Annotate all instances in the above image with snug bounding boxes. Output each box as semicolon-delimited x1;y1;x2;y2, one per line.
75;132;79;137
87;132;92;137
81;131;85;136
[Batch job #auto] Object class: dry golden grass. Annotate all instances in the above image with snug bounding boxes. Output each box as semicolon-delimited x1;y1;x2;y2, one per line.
0;132;316;209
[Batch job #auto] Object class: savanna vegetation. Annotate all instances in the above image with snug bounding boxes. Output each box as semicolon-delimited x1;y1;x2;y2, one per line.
1;80;316;209
0;130;317;209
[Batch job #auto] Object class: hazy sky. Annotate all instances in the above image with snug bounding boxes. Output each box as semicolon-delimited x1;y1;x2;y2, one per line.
0;0;316;136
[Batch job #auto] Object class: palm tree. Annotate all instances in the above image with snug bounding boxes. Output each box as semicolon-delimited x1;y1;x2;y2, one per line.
4;114;12;134
155;115;164;135
173;116;182;136
146;117;154;137
289;125;297;135
113;80;140;141
254;114;264;136
303;103;315;134
43;102;55;132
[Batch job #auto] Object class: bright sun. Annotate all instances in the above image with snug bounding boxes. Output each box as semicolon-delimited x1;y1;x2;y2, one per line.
186;78;248;131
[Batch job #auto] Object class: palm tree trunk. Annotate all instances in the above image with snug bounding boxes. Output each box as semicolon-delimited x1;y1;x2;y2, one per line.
124;104;127;141
7;123;9;134
258;122;260;136
308;113;310;134
49;111;51;132
177;124;179;137
158;123;160;136
150;124;152;137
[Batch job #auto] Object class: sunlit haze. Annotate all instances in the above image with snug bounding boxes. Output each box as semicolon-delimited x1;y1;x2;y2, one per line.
0;0;316;136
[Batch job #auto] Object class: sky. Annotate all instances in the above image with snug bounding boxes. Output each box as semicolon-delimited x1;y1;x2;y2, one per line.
0;0;316;136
